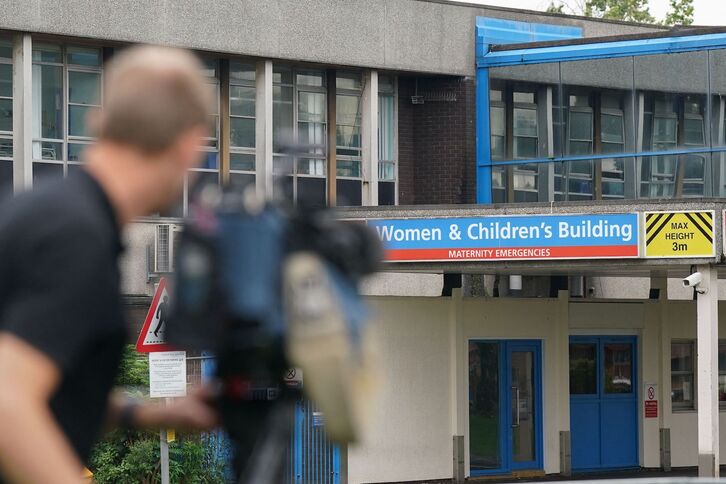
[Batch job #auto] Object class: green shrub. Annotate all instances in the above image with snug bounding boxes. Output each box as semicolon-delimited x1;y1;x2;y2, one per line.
89;345;229;483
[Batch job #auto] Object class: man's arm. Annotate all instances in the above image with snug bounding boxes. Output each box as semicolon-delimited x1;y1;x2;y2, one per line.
0;333;85;484
106;387;218;432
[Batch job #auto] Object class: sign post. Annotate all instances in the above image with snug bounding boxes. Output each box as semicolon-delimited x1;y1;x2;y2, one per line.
136;279;185;484
160;427;170;484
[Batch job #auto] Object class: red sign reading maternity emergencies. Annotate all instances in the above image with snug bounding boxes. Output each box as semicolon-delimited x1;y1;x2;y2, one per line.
367;213;639;262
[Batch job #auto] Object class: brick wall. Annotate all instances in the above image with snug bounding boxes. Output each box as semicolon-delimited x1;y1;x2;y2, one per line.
397;75;477;205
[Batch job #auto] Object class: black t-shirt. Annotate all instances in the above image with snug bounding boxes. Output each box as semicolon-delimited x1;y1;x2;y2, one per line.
0;170;127;464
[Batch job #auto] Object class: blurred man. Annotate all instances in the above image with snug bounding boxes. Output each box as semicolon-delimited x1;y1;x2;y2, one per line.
0;45;218;483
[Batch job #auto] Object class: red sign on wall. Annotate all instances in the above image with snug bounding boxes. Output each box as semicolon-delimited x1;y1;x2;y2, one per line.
644;383;658;418
645;400;658;418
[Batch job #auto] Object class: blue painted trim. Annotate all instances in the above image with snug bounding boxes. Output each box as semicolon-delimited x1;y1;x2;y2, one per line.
479;31;726;68
476;67;492;204
509;341;544;472
469;340;544;476
475;17;582;58
479;146;726;168
294;401;304;483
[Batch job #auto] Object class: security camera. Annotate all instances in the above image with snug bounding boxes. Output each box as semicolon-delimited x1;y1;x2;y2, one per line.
682;272;705;292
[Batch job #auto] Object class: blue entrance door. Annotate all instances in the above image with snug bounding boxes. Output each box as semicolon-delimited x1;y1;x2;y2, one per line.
469;340;543;475
570;337;638;471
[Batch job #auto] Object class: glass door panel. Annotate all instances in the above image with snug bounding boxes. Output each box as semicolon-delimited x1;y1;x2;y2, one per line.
469;341;542;475
604;343;633;394
469;342;501;472
511;350;535;464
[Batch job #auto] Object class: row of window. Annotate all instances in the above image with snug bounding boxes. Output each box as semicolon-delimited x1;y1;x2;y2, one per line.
0;40;12;194
488;49;726;203
1;39;398;212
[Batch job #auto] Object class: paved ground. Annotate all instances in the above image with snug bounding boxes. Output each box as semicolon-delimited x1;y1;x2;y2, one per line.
478;468;712;483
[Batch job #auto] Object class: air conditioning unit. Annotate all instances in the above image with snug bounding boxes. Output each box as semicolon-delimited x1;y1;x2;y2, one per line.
154;223;183;273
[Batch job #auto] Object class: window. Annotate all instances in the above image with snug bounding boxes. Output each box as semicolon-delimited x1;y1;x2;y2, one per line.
672;341;695;409
560;93;595;201
570;343;597;395
489;87;506;203
173;57;220;218
603;343;633;394
378;74;396;206
32;44;102;183
0;39;12;195
512;90;539;202
273;65;327;207
336;72;363;206
229;61;256;190
640;94;708;198
600;93;626;198
681;96;706;196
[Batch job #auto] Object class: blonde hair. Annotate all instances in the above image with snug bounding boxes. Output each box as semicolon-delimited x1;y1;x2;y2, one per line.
96;45;212;153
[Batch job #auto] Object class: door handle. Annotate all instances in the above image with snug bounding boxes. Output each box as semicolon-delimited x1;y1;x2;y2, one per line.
512;386;520;427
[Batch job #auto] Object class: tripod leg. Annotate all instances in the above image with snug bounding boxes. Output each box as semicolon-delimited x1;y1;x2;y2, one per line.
237;400;295;484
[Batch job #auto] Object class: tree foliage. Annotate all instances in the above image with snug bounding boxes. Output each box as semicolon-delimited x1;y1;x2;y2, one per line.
584;0;655;23
546;1;565;14
662;0;694;26
90;430;228;484
545;0;695;26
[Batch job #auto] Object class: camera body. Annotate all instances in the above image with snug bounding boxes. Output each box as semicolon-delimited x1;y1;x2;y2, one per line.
167;186;381;475
682;272;703;288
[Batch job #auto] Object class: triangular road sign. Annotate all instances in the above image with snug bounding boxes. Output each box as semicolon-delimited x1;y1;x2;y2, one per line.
136;278;175;353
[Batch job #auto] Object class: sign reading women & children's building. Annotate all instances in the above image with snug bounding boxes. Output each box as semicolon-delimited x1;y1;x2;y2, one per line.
368;214;639;262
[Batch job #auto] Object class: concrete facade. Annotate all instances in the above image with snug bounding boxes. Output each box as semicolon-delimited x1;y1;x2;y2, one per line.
347;294;726;483
3;2;726;483
0;0;662;77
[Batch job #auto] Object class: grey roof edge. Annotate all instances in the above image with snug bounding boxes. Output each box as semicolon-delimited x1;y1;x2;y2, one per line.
490;25;726;51
418;0;672;29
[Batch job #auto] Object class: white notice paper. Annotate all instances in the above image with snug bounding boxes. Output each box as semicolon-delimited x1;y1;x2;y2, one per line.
149;351;187;398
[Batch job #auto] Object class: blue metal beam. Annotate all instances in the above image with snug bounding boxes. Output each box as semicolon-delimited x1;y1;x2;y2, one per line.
479;31;726;68
477;146;726;168
475;17;583;57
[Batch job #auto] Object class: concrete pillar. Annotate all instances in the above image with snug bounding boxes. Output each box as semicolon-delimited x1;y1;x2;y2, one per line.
696;264;719;477
449;288;466;481
361;69;378;206
556;290;571;476
255;60;273;199
12;33;31;192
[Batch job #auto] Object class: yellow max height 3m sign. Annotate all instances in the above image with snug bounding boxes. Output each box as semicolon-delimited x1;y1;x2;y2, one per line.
644;211;715;258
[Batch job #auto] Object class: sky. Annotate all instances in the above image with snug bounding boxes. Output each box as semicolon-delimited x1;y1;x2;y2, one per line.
455;0;725;26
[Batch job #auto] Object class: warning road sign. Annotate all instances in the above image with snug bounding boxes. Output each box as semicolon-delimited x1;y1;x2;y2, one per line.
136;278;175;353
644;211;715;258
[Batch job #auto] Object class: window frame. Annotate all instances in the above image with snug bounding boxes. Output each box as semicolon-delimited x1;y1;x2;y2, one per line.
228;61;257;180
511;87;539;201
31;42;103;177
559;90;595;200
273;64;328;205
335;70;363;179
0;38;12;163
671;339;696;411
377;74;398;205
180;57;221;217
